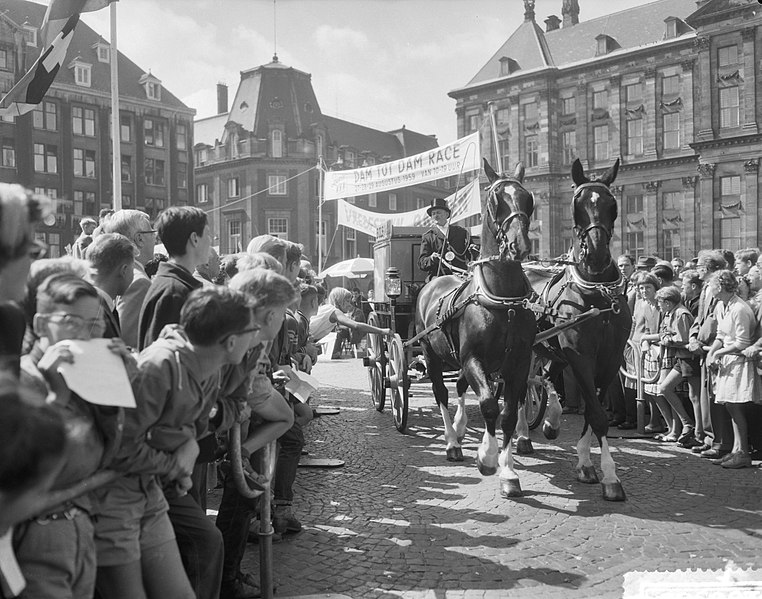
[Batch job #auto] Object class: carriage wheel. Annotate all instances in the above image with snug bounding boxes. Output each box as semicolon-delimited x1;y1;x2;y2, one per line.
525;353;548;430
366;313;387;412
387;334;409;433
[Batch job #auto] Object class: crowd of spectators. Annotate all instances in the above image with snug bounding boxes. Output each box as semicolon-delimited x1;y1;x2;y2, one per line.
0;186;389;599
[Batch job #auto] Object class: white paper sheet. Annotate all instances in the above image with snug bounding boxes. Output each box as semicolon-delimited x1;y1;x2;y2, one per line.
281;365;319;403
0;528;25;597
56;338;136;408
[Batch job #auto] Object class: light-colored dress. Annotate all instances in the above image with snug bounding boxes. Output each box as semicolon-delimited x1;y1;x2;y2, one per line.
309;304;340;341
713;295;757;404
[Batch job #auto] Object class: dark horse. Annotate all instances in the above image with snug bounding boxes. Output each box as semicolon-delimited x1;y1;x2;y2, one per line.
526;158;632;501
415;159;537;498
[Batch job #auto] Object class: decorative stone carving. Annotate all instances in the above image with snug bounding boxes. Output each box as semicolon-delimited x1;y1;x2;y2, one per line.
644;67;656;79
643;181;660;193
744;158;759;173
682;176;698;189
610;185;623;196
693;37;710;51
742;27;756;42
697;163;715;178
681;59;695;72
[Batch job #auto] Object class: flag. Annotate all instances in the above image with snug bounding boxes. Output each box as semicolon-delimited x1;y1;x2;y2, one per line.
0;0;115;117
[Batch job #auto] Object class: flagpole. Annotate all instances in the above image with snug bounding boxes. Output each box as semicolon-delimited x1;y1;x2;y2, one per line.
487;102;502;175
317;159;323;272
110;1;122;211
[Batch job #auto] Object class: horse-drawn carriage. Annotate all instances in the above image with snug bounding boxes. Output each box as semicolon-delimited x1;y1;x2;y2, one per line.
364;157;632;502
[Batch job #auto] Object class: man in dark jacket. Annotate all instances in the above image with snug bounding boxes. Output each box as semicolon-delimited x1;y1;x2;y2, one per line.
138;206;210;350
418;197;476;281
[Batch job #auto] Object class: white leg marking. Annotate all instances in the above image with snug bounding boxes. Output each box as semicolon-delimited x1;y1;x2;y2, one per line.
478;429;499;470
499;443;519;482
453;393;468;440
440;404;459;451
515;400;529;441
544;382;562;430
576;426;594;470
600;437;620;485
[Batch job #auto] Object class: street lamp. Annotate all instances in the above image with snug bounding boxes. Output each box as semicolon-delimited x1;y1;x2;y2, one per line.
385;267;401;335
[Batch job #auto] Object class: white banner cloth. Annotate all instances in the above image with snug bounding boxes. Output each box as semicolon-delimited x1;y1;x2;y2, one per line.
323;132;480;201
336;179;481;237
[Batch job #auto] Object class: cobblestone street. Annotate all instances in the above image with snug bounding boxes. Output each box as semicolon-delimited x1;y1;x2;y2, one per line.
220;357;762;599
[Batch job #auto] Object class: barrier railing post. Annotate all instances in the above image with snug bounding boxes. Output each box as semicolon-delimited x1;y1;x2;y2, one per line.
258;441;276;599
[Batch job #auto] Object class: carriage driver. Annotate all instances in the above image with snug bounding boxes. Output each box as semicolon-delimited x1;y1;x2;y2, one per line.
418;197;477;281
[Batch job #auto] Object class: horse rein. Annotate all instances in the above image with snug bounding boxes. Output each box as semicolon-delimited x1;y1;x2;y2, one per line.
571;182;614;256
486;177;532;257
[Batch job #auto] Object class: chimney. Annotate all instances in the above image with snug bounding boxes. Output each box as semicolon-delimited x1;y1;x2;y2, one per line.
562;0;580;27
216;82;228;114
545;15;561;32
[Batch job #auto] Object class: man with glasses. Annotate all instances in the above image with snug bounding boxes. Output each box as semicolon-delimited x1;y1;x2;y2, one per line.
102;209;157;348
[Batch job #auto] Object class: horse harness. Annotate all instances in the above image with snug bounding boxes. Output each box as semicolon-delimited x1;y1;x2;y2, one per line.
485;177;533;258
571;181;614;261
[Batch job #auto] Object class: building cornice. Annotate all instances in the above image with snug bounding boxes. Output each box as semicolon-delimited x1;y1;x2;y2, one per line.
689;133;762;152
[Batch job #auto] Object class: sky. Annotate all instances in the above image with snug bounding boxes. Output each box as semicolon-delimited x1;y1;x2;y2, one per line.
72;0;657;144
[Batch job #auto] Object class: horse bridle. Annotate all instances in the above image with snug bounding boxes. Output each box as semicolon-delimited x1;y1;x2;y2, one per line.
486;177;532;257
571;182;614;257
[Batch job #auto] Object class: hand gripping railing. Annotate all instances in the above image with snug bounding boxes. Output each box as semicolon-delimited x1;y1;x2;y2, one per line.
619;340;663;434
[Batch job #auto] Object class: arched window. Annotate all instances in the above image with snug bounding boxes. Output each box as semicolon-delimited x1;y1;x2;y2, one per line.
272;129;283;158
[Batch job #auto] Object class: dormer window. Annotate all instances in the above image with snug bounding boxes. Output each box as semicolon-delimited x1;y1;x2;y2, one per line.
69;57;92;88
664;16;690;40
22;24;37;48
139;72;162;101
499;56;520;77
93;39;110;63
595;34;619;56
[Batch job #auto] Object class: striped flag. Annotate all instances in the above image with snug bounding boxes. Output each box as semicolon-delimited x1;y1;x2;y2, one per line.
0;0;115;117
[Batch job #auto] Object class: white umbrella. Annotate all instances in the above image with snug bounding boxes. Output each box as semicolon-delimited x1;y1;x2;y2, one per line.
319;257;374;278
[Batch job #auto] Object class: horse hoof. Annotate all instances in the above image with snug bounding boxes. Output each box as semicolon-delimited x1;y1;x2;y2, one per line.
500;479;523;498
516;438;534;455
576;465;599;484
446;447;464;462
602;482;627;502
456;436;465;445
477;457;497;476
542;423;559;440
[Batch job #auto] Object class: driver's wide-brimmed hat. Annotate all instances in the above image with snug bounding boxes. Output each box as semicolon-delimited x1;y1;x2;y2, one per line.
427;197;451;217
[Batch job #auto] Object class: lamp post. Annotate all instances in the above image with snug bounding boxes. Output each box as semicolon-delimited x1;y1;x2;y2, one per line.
385;266;401;336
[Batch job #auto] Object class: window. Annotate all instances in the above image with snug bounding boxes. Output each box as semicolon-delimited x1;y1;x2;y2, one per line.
662;75;679;96
73;149;96;178
177;123;187;151
228;219;242;253
499;139;510;170
144;118;165;147
178;163;187;189
719;87;740;128
33;101;57;130
228;177;240;198
525;135;538;167
626;119;643;156
593;125;609;161
74;191;96;215
268;217;288;239
144;158;165;186
625;232;645;258
345;150;355;168
626;195;643;213
271;130;282;158
719;217;741;251
662;230;680;259
467;114;479;132
718;176;742;249
122;194;132;208
72;106;95;136
316;135;323;158
416;197;427;210
33;144;57;173
0;49;8;70
662;191;681;211
2;141;15;167
496;108;510;125
197;184;209;204
663;112;680;150
22;25;37;48
268;175;287;195
120;114;131;142
196;148;208;166
624;83;642;104
562;96;576;115
368;193;377;208
718;45;738;68
388;193;397;211
96;45;110;63
345;227;356;258
523;102;538;124
146;81;161;100
666;19;677;39
562;130;576;164
592;90;607;110
121;156;131;182
316;220;327;251
46;233;60;258
74;64;91;87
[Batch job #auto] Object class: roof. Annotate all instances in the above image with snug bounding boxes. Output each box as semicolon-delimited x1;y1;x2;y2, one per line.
322;115;404;159
0;0;192;112
464;0;698;89
194;113;228;146
387;127;439;157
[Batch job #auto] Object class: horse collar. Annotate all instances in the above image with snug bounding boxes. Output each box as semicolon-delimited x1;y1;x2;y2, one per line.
566;265;626;296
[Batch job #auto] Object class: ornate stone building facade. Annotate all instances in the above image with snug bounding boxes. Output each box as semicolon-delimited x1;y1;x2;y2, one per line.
450;0;762;259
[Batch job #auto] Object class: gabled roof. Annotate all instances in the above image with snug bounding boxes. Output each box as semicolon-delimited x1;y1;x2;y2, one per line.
686;0;757;27
463;0;698;90
387;127;438;157
0;0;191;112
194;112;227;147
322;115;404;159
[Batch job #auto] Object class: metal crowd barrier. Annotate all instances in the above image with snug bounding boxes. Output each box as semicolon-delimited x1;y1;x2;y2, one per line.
619;340;663;435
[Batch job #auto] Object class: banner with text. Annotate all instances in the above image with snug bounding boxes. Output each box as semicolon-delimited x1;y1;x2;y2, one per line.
336;179;481;237
323;132;480;201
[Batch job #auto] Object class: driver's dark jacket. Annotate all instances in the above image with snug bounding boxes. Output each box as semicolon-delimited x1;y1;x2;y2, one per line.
418;224;475;280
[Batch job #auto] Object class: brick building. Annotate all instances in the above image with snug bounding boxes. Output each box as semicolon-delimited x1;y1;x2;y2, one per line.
194;56;452;267
0;0;194;256
449;0;762;259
